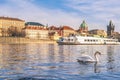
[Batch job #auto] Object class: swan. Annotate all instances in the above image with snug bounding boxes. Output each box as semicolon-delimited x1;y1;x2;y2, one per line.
77;51;101;64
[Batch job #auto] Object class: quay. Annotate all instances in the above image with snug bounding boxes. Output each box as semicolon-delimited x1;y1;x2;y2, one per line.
0;37;56;44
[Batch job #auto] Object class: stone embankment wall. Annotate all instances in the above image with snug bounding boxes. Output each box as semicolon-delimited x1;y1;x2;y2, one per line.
0;37;56;44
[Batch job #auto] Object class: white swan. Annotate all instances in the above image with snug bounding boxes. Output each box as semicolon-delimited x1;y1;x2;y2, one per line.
77;51;101;63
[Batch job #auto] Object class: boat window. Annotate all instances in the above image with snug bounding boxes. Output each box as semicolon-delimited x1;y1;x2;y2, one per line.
68;39;70;41
84;39;87;42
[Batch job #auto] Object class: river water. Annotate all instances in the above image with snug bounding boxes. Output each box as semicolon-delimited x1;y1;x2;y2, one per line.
0;43;120;80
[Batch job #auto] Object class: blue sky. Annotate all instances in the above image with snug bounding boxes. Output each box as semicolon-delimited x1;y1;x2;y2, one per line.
0;0;120;31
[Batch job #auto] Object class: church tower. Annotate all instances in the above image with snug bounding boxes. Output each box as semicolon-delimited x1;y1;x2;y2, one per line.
107;20;115;37
79;20;88;35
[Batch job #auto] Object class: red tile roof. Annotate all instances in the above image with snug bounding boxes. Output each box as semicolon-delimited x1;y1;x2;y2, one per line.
49;26;59;30
60;26;74;30
0;16;24;22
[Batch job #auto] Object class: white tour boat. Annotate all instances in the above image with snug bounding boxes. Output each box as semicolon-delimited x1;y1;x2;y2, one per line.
57;35;120;45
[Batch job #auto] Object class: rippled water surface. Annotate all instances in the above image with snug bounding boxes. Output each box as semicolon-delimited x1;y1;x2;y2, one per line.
0;43;120;80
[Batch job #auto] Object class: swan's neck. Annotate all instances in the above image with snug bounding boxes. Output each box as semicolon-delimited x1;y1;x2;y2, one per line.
95;54;99;62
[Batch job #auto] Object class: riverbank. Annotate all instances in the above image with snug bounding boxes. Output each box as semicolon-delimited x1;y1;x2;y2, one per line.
0;37;57;44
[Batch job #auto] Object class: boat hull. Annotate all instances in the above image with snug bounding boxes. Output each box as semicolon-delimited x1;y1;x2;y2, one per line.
57;41;119;45
57;42;81;45
57;36;120;45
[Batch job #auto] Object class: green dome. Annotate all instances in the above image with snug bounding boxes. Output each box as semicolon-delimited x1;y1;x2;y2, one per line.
80;20;88;28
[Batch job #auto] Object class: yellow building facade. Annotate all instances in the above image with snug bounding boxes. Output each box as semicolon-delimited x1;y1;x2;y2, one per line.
89;29;107;37
0;17;25;36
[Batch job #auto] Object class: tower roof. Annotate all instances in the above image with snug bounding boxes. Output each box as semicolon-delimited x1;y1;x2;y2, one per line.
60;26;74;30
109;20;114;26
0;16;24;22
25;22;44;26
80;20;88;28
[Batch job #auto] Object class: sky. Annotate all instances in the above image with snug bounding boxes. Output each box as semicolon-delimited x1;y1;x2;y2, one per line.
0;0;120;31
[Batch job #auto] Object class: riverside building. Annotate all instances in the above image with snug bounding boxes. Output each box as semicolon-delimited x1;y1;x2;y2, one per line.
23;22;49;39
0;16;25;36
89;29;107;38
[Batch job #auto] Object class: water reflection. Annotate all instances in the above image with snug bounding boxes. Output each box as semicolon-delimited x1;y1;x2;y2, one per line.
78;62;101;75
94;62;101;73
0;44;120;79
0;44;26;69
106;45;115;72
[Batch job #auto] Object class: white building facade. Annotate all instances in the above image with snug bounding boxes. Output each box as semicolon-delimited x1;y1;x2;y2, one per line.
24;22;49;39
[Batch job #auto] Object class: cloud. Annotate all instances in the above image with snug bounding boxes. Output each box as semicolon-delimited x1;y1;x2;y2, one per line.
65;0;120;31
0;0;120;31
0;0;83;29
